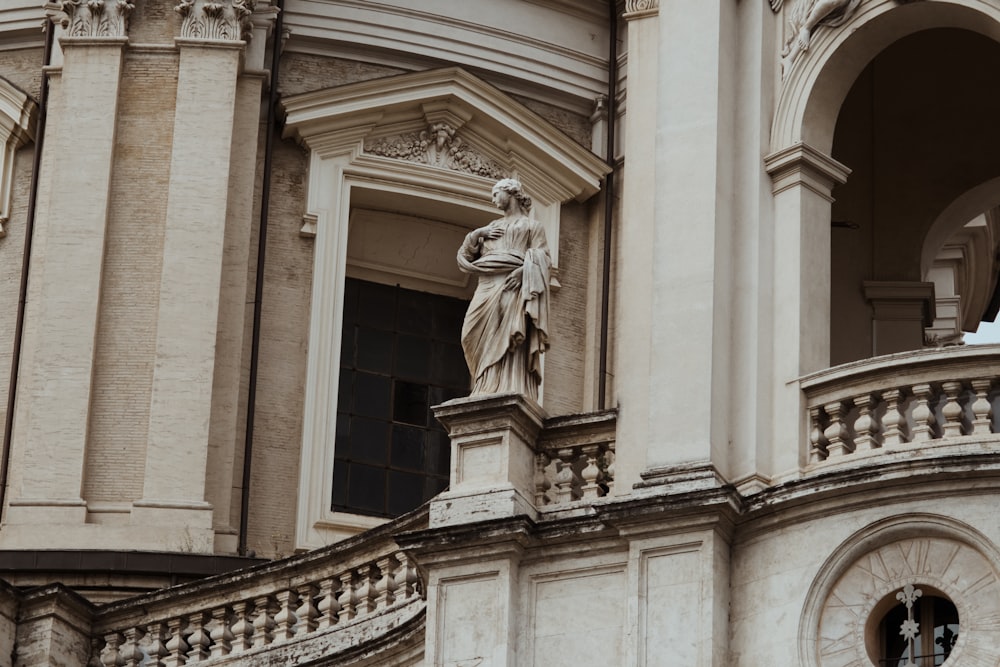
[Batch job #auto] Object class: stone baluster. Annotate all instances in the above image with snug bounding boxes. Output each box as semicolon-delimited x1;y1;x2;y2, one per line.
295;583;319;636
100;632;124;667
553;448;576;503
940;381;965;438
808;406;828;462
910;383;936;442
355;564;377;616
337;571;357;623
971;378;993;435
579;444;602;499
375;556;397;610
185;611;211;662
534;451;552;506
395;552;419;600
316;578;341;630
852;393;879;451
881;389;906;447
121;627;144;667
163;617;189;667
229;601;253;653
251;595;276;648
603;449;615;495
89;637;106;667
145;621;170;667
823;401;851;457
273;589;299;642
209;605;234;658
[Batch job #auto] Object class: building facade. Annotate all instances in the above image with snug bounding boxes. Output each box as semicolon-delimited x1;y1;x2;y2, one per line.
0;0;999;665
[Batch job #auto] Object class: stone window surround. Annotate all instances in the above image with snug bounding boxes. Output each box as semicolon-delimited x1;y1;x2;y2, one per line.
280;67;608;550
0;76;36;238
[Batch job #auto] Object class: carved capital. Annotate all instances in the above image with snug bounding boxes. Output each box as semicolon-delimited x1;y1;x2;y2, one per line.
48;0;135;38
175;0;256;41
623;0;658;20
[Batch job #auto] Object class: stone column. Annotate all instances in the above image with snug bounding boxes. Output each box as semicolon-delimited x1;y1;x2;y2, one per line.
132;1;255;551
643;0;739;484
764;143;850;475
4;8;128;536
863;281;935;355
612;0;659;494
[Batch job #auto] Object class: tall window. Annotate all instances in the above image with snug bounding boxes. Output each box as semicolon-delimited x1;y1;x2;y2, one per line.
333;278;469;517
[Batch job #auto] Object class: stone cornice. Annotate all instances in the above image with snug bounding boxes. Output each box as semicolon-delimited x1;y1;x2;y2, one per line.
764;141;851;200
0;76;36;237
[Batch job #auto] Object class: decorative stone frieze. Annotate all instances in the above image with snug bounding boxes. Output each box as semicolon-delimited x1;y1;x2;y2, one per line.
175;0;256;42
623;0;658;20
48;0;135;38
363;121;506;179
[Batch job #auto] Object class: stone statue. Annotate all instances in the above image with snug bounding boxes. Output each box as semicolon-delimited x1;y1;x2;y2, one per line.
781;0;861;74
458;179;551;400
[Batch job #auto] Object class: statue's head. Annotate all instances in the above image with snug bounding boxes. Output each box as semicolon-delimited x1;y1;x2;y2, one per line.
492;178;532;212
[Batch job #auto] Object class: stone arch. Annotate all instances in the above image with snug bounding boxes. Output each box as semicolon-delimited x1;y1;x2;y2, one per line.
920;177;1000;279
799;513;1000;667
772;0;1000;155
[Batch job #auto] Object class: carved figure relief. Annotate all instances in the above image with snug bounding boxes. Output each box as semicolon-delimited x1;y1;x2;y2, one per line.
457;179;551;400
780;0;861;75
53;0;135;37
175;0;255;41
364;122;506;180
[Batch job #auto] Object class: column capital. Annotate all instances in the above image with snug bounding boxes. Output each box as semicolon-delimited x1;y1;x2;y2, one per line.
764;142;851;201
623;0;659;20
175;0;256;42
45;0;135;38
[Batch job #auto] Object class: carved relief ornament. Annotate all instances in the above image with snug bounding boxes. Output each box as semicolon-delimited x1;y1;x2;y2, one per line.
49;0;135;38
364;122;507;180
623;0;659;19
175;0;256;42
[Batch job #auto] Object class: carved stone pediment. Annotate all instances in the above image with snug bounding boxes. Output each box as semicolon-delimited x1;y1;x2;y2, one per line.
175;0;256;41
363;122;506;180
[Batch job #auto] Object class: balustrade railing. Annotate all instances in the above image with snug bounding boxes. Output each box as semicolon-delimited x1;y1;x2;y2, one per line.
89;514;426;666
534;410;616;507
801;347;1000;464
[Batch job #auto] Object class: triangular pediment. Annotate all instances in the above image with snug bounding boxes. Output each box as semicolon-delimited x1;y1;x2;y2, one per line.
281;67;608;204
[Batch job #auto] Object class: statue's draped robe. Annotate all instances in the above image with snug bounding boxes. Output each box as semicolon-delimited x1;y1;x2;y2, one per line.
458;215;550;399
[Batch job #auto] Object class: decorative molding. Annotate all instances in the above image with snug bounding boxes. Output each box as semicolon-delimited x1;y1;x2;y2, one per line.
364;122;507;180
175;0;255;42
0;78;37;239
764;142;850;200
45;0;135;38
623;0;658;20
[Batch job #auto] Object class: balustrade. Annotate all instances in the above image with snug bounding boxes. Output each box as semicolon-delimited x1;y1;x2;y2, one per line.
88;538;424;665
534;410;616;507
802;348;1000;464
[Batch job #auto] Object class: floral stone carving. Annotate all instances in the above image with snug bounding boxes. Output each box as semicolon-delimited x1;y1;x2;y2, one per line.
52;0;135;38
175;0;256;42
363;122;506;180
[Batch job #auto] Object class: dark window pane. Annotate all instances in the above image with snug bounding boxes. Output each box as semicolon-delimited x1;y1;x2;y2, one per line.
338;370;354;412
432;341;470;387
340;325;356;366
387;470;425;516
398;290;433;334
432;296;467;340
331;461;348;509
356;327;393;374
346;464;385;515
342;279;360;324
391;425;424;471
358;281;396;330
393;381;428;426
335;412;350;459
354;373;391;419
350;417;388;465
424;429;451;475
424;475;449;498
395;335;431;380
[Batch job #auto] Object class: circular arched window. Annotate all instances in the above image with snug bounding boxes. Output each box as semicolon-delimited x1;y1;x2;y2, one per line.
868;585;959;666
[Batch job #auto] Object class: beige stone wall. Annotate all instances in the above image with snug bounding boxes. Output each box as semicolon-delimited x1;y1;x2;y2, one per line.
0;48;42;486
83;48;177;506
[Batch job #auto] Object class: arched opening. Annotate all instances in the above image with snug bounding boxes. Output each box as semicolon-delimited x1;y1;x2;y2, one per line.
829;28;1000;364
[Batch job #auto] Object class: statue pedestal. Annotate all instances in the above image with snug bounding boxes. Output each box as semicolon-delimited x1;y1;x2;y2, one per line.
430;393;547;527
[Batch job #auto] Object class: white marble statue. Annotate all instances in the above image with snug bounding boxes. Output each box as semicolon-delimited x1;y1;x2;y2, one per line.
780;0;861;74
458;179;551;400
